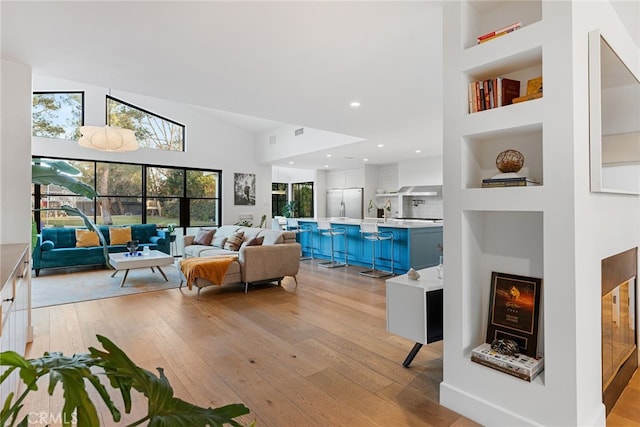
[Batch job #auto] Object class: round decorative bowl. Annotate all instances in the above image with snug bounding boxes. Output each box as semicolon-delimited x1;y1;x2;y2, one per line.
496;149;524;173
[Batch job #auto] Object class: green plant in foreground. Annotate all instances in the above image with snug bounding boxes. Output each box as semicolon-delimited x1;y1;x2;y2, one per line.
0;335;251;427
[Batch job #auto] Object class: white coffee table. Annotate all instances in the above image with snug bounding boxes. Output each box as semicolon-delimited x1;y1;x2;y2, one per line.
109;250;174;287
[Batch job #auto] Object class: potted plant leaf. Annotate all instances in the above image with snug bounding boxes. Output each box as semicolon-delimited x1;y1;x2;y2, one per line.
0;335;252;427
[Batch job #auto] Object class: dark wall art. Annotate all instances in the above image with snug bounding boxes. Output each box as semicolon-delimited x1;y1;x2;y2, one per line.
234;173;256;206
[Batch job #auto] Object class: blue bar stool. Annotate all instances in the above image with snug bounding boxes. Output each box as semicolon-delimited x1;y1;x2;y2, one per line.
286;218;313;260
359;222;394;278
317;221;347;268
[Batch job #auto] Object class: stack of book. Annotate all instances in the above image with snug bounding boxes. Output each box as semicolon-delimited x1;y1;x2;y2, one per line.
477;22;522;44
471;343;544;382
469;77;520;113
482;173;540;188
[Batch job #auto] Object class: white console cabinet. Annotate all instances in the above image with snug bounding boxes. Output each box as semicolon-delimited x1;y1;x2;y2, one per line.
0;243;32;405
386;266;443;367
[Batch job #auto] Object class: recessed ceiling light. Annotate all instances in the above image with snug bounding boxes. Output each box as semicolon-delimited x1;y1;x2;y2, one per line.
377;144;384;148
326;154;332;157
324;165;329;168
363;158;369;162
415;150;421;154
289;161;294;164
350;101;361;108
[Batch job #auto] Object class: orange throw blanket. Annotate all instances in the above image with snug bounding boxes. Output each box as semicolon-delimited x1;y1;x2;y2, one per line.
180;256;238;290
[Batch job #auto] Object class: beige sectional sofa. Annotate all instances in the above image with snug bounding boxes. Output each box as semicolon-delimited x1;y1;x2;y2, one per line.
181;225;301;295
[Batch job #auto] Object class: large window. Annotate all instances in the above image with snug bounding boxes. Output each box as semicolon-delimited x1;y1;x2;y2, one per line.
32;157;220;231
32;92;84;140
271;183;288;217
292;182;314;218
107;96;185;151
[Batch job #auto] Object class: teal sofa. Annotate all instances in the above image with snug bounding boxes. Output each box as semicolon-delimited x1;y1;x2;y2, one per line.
32;224;170;276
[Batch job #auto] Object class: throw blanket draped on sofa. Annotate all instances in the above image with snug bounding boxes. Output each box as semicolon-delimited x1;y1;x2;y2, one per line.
180;256;238;290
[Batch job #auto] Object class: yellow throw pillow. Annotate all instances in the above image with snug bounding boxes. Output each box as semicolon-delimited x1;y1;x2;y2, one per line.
110;227;132;245
75;229;100;247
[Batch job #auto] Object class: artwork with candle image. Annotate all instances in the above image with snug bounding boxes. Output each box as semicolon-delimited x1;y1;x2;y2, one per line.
486;271;542;357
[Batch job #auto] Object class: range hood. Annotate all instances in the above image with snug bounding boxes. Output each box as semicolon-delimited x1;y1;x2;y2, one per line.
396;185;441;196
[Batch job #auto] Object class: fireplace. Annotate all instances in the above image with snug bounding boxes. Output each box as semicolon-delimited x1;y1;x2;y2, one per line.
602;247;638;413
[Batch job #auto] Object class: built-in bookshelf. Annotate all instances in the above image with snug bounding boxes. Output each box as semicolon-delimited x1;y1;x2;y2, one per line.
441;0;553;425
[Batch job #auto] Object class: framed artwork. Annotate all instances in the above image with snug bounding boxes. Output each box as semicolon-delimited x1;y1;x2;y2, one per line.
486;271;542;357
234;173;256;206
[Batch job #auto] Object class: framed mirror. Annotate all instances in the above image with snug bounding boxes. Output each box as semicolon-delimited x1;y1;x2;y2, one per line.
589;30;640;195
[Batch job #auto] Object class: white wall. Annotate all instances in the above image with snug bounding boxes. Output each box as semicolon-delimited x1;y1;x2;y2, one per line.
574;2;640;422
1;61;32;244
255;124;364;164
398;156;443;186
32;75;272;226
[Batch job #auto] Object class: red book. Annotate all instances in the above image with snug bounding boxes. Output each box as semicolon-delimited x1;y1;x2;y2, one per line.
477;21;521;41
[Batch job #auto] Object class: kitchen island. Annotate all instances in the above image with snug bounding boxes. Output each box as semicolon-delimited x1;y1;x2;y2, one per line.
295;218;443;274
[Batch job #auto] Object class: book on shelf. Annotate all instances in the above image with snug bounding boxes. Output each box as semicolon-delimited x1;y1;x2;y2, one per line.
482;172;541;187
478;27;519;44
512;92;543;104
482;176;541;187
477;22;521;44
471;343;544;382
468;78;520;113
513;76;543;104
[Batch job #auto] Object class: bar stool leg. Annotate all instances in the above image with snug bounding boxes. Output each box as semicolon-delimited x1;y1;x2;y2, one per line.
319;229;346;268
360;234;392;278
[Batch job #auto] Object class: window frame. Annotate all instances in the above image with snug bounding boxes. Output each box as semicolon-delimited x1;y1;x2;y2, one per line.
106;95;186;152
32;156;221;233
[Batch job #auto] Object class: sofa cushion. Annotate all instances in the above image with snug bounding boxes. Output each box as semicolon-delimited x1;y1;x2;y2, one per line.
41;227;77;249
109;227;132;245
41;240;55;251
211;235;228;248
241;236;264;249
259;229;285;245
198;247;237;258
239;227;262;242
75;229;99;247
224;231;245;251
40;246;104;261
131;223;159;243
194;228;215;245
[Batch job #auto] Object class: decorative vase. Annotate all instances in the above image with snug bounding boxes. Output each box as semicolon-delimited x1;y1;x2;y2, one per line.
496;149;524;173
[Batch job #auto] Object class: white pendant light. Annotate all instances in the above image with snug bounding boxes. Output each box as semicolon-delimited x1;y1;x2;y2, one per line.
78;125;139;152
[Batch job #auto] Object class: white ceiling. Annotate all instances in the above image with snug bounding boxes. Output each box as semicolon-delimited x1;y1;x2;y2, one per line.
1;1;444;170
3;1;638;171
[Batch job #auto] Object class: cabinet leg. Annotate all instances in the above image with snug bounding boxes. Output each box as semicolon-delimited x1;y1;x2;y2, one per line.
402;342;423;368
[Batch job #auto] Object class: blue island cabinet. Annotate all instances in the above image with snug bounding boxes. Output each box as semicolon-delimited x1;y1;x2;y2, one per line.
296;220;442;275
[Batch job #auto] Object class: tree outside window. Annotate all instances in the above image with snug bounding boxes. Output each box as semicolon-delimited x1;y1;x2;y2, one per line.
107;96;184;151
292;182;314;218
32;92;84;140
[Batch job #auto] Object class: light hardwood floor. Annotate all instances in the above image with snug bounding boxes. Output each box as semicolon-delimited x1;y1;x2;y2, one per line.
21;261;638;426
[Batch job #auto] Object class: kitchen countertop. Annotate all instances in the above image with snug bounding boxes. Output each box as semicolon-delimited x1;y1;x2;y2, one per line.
297;217;443;229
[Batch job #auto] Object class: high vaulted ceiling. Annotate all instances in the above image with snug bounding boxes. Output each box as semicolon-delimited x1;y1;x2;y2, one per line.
4;1;638;171
1;1;444;170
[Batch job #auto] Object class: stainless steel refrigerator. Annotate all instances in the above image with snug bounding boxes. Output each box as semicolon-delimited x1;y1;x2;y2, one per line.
326;188;363;219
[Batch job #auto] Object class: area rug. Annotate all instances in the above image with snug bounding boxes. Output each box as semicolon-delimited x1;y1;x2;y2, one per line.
31;263;183;308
